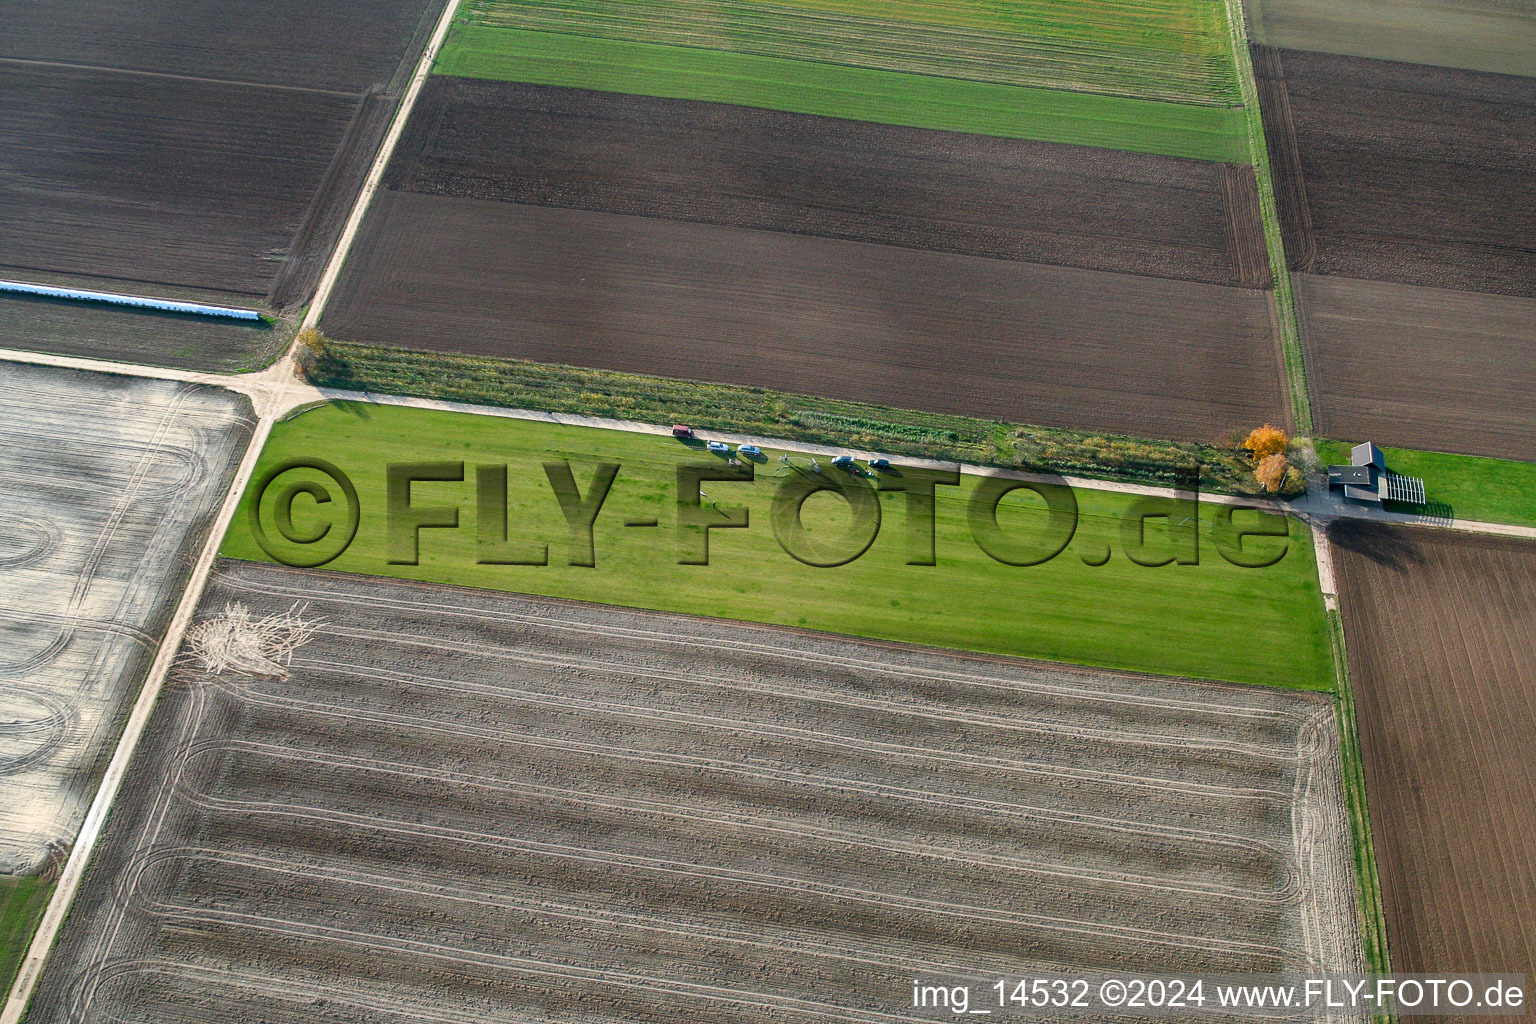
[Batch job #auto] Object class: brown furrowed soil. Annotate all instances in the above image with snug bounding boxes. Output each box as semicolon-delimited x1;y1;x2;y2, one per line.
0;0;442;93
26;559;1362;1024
321;192;1290;442
388;78;1270;289
1254;46;1536;300
0;293;289;373
0;0;444;361
0;64;365;303
1329;523;1536;1013
1297;275;1536;462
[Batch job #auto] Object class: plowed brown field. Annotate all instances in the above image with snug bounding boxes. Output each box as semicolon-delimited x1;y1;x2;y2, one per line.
0;0;445;349
321;192;1290;442
1330;522;1536;1012
1297;275;1536;462
388;79;1271;288
26;560;1363;1024
1255;46;1536;300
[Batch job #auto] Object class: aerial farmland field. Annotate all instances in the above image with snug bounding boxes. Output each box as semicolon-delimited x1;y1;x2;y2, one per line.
220;402;1333;690
1256;47;1536;299
315;0;1287;446
0;0;448;368
1254;45;1536;460
436;0;1249;160
0;363;252;996
322;194;1286;442
0;364;253;874
1329;522;1536;994
387;78;1270;287
1298;277;1536;462
24;560;1362;1023
1243;0;1536;77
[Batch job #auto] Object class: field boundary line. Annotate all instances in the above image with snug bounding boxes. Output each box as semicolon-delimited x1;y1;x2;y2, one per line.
297;0;464;337
305;386;1288;509
1325;608;1397;1022
0;1;464;1018
1222;0;1313;435
0;411;274;1024
0;55;361;97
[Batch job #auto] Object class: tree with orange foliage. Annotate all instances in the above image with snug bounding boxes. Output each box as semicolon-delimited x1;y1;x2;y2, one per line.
1255;453;1290;493
1244;423;1289;462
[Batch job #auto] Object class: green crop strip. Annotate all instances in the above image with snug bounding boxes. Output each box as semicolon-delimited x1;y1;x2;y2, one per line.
223;402;1333;691
435;28;1248;161
458;0;1242;106
0;876;52;1004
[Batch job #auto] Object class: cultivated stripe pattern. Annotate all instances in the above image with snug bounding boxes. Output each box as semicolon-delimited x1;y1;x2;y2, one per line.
26;560;1363;1023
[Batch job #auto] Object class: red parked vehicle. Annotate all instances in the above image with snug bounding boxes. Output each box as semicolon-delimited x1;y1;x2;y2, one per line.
671;424;694;438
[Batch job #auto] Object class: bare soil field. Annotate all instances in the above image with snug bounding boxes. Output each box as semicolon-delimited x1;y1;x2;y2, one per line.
0;64;369;305
1297;275;1536;462
1245;0;1536;78
0;0;444;365
388;79;1270;288
1329;523;1536;1005
0;0;441;93
0;294;289;374
322;193;1289;442
0;363;253;876
1255;46;1536;299
27;559;1362;1023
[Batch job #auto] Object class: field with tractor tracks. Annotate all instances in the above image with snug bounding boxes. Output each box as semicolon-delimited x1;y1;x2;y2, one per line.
0;363;253;876
388;79;1270;288
0;0;446;365
322;193;1287;444
25;560;1362;1024
1330;522;1536;998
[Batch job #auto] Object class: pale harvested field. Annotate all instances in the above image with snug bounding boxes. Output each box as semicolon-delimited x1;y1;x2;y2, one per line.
27;560;1363;1023
0;363;253;875
1330;523;1536;1018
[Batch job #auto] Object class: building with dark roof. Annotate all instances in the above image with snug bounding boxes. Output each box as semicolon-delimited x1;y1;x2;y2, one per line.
1327;442;1426;505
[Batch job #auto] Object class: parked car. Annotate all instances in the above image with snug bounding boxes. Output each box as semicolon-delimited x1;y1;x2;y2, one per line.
737;444;764;458
831;455;856;469
706;440;731;453
671;424;694;438
868;458;891;471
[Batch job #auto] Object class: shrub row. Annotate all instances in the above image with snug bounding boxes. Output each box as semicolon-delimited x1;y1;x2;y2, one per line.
299;336;1269;494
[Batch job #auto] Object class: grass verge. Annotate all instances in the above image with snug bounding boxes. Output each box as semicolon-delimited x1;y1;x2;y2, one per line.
434;27;1249;162
0;876;52;1003
1317;441;1536;528
300;339;1271;495
1221;0;1312;434
222;402;1333;690
1327;610;1395;991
